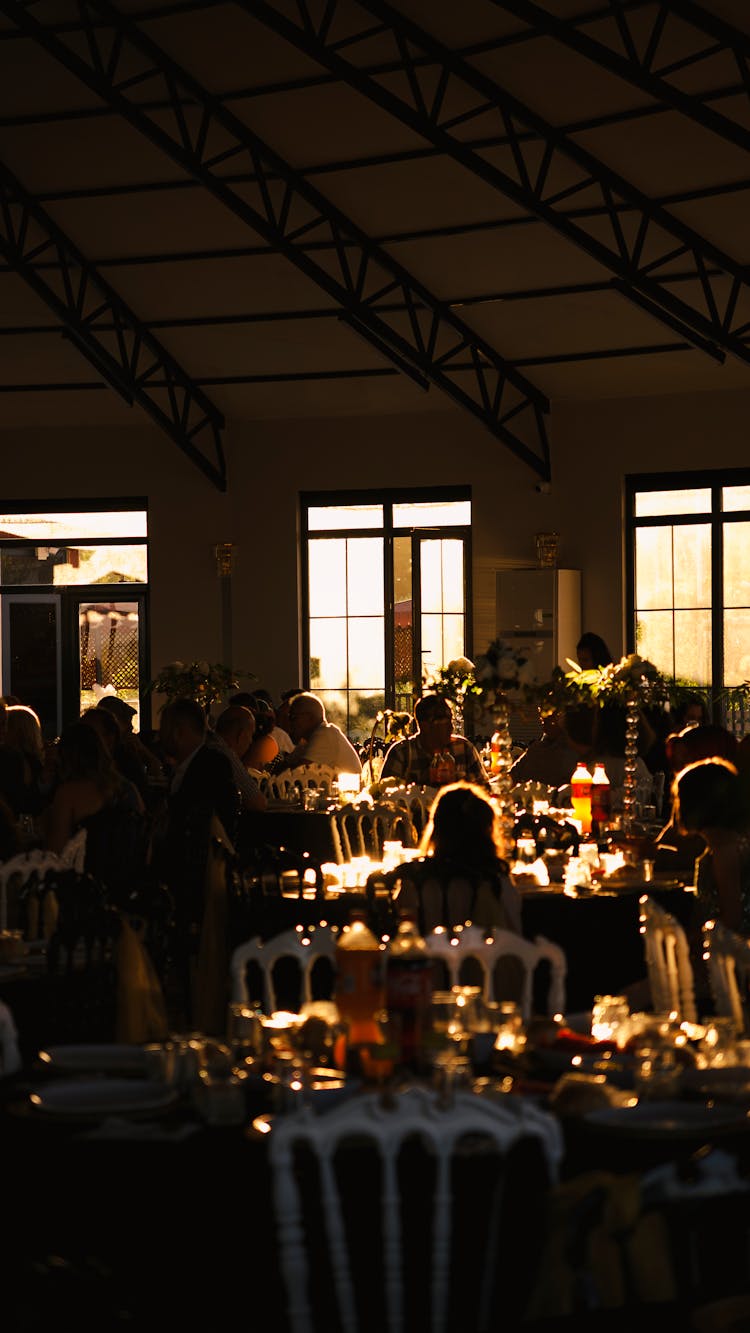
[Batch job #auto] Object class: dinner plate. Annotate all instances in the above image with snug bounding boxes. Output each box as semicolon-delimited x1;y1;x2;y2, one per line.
36;1043;150;1076
29;1078;179;1118
682;1066;750;1100
584;1099;750;1137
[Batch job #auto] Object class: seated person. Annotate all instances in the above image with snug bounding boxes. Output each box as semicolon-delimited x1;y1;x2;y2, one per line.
4;703;48;818
374;781;521;936
97;694;165;799
230;693;279;772
249;688;294;756
654;723;739;871
380;694;489;790
277;692;362;776
44;721;150;902
510;706;579;789
672;757;750;934
208;705;267;812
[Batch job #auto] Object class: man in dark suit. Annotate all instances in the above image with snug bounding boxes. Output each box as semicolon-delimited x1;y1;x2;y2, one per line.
155;698;240;1023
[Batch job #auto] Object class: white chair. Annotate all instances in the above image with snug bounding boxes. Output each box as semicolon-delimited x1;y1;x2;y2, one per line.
268;1084;564;1333
424;925;566;1022
702;917;750;1034
287;762;340;794
229;924;338;1013
638;894;697;1023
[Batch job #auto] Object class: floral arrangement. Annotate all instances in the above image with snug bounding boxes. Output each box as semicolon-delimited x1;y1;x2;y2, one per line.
428;641;540;721
145;659;256;706
421;656;475;707
539;652;672;713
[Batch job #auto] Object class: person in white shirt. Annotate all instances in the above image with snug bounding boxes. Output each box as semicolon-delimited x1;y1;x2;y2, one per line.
279;692;362;775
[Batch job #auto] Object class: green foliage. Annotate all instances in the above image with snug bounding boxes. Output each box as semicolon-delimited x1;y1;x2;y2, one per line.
145;659;256;705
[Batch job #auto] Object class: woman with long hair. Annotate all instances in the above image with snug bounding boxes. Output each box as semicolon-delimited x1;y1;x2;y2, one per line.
389;780;521;935
672;756;750;934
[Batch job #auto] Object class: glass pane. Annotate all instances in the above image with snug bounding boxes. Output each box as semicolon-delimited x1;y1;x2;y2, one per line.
309;618;347;688
316;689;348;734
673;524;711;608
308;539;346;616
79;601;141;726
393;500;470;528
674;610;711;686
723;609;750;686
420;614;445;682
393;535;413;696
635;610;674;677
0;510;147;539
724;523;750;608
634;489;710;517
440;540;464;613
0;544;147;586
347;617;384;688
420;541;443;613
442;613;465;664
635;528;673;609
346;538;384;615
723;487;750;513
5;599;59;740
307;505;383;531
348;691;385;743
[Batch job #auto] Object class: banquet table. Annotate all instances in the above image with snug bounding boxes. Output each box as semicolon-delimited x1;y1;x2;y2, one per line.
1;1037;749;1333
520;878;695;1014
239;807;342;864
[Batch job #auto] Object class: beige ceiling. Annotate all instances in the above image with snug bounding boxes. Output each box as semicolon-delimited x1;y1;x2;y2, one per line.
0;0;749;466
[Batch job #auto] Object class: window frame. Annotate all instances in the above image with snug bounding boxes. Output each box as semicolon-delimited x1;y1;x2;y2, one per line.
300;485;473;731
0;496;151;734
625;466;750;712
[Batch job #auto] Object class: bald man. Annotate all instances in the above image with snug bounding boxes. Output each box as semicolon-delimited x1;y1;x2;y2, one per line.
279;692;362;775
210;705;267;812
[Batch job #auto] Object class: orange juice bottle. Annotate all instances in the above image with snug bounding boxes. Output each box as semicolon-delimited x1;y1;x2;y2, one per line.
571;762;593;836
334;911;387;1078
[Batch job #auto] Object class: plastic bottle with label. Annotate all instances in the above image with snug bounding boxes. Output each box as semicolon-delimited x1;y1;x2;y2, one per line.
334;910;388;1078
570;761;593;836
591;762;611;836
385;908;435;1075
428;749;456;787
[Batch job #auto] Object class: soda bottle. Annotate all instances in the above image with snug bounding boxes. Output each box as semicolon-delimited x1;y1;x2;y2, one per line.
385;908;435;1074
334;910;387;1078
591;762;611;835
428;749;456;786
570;762;593;836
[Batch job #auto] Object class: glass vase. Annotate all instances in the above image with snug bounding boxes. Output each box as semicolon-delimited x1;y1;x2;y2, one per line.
621;690;640;832
490;698;515;857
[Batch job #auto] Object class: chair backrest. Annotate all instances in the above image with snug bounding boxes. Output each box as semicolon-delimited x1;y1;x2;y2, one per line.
638;894;697;1023
702;917;750;1034
268;1084;564;1333
333;805;365;861
287;763;340;793
229;924;338;1013
424;926;566;1021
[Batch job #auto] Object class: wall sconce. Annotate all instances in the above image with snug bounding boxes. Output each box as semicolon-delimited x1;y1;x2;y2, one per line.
534;532;559;568
214;542;234;577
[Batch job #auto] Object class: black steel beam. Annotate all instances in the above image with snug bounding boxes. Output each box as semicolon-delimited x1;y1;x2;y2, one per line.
0;337;698;394
0;155;227;490
240;0;749;368
0;264;725;338
493;0;750;155
0;0;553;480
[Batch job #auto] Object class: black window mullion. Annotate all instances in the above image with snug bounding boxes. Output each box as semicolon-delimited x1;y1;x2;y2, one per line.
712;486;724;723
383;505;395;713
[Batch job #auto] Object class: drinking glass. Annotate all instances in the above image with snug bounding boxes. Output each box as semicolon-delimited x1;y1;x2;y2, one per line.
591;995;630;1042
429;990;472;1097
633;1042;681;1100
